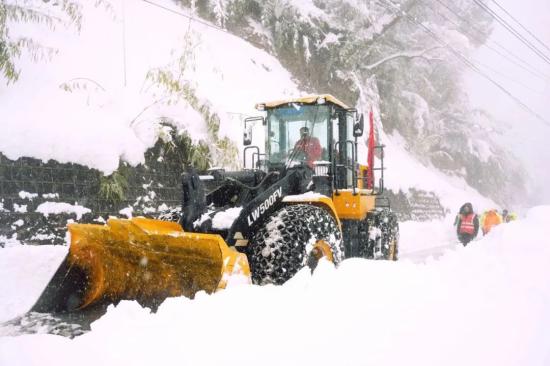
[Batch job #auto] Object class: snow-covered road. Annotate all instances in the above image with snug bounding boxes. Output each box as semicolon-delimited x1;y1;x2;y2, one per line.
398;216;459;263
1;208;549;366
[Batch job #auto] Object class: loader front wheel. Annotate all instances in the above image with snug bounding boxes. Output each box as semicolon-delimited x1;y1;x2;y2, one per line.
248;204;343;285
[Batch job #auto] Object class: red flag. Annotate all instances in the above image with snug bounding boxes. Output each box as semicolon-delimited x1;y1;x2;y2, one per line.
367;108;375;189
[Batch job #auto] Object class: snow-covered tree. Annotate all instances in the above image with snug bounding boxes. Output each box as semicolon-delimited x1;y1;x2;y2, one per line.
0;0;111;83
212;0;227;28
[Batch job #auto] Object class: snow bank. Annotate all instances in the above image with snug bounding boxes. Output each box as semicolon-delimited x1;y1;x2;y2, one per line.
0;245;67;323
1;206;549;365
398;215;459;261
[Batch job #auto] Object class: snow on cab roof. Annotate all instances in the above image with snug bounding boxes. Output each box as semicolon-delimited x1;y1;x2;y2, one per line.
258;94;350;110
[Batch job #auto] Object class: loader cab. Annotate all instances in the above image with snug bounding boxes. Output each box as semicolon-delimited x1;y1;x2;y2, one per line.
265;103;330;168
256;96;359;190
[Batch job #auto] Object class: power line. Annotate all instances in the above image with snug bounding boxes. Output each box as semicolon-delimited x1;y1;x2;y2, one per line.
472;0;550;66
140;0;229;34
490;0;550;54
473;58;545;94
376;0;549;126
139;0;267;50
432;0;550;82
439;0;550;80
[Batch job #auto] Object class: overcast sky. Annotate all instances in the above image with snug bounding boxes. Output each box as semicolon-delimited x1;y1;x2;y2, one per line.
464;0;550;206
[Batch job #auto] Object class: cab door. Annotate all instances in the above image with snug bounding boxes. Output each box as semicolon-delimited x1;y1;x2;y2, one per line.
333;109;356;189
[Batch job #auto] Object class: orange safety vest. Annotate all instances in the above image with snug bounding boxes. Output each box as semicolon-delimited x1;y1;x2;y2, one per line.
482;211;502;234
459;213;476;235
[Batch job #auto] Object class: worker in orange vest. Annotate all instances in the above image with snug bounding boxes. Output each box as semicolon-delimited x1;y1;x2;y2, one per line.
456;202;479;246
480;209;502;235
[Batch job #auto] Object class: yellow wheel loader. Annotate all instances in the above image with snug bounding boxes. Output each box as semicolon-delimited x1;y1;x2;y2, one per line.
30;94;399;315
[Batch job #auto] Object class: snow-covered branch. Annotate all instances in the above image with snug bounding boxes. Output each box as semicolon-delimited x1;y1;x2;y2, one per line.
364;47;444;70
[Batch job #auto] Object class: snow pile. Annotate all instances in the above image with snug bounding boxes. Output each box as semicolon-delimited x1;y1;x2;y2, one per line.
12;204;27;213
42;193;60;199
0;245;67;323
18;191;38;200
118;206;133;218
35;202;91;220
1;207;549;365
282;191;328;202
211;207;243;230
0;235;22;249
398;216;459;262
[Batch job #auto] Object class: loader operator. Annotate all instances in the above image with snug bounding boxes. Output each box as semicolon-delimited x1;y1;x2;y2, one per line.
293;126;322;168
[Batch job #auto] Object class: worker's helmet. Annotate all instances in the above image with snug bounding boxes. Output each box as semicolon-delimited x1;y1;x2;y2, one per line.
502;209;509;216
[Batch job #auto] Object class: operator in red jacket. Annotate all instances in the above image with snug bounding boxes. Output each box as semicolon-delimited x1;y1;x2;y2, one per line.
293;126;322;168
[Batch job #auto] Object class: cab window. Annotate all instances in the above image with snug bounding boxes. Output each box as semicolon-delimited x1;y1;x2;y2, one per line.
266;105;329;165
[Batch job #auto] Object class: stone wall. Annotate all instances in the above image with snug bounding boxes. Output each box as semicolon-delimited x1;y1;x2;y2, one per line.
0;152;182;246
385;188;448;222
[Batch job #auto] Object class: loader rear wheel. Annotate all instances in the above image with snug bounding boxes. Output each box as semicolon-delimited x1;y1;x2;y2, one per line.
367;209;399;260
248;204;343;285
383;209;400;261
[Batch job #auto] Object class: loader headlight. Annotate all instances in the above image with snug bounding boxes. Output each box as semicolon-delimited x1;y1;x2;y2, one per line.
317;97;326;104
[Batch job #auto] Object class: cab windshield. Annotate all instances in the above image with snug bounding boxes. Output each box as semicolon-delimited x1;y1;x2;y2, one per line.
266;104;329;166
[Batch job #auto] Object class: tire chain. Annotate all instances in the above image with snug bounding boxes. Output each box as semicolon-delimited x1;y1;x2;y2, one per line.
248;204;343;285
366;208;400;260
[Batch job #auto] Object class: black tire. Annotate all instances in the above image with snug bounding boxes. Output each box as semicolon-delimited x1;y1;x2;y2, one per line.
367;209;399;260
248;204;343;285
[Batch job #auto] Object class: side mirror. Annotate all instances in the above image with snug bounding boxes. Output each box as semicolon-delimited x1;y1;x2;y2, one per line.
243;116;264;146
353;114;364;137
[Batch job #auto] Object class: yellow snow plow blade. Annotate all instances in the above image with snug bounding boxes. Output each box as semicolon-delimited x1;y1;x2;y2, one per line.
31;218;250;313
